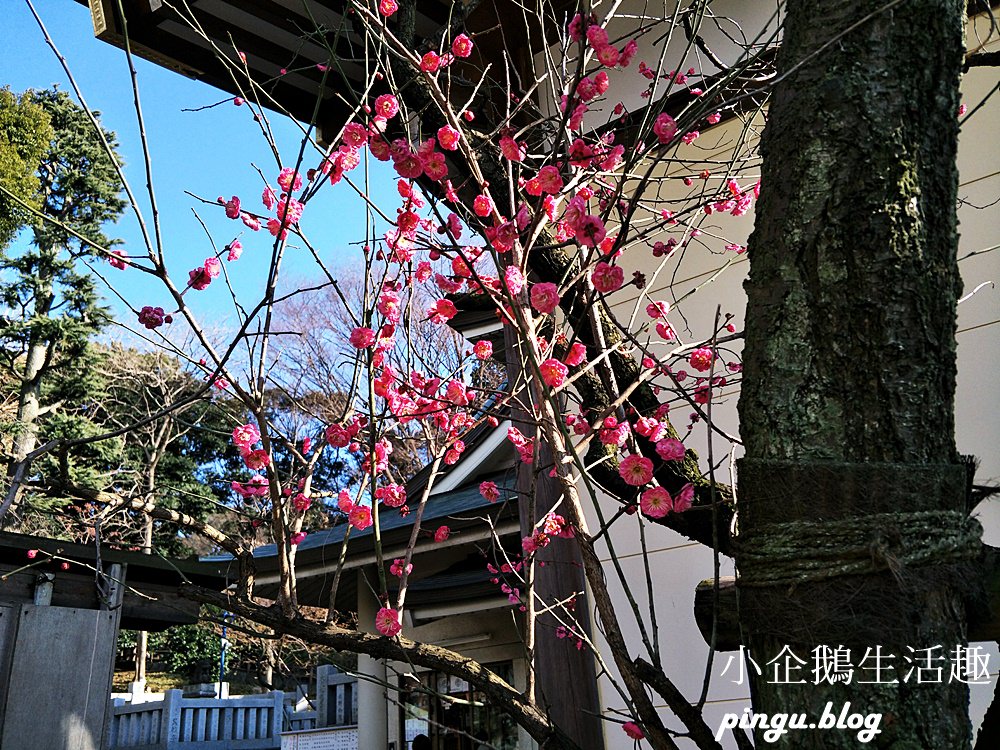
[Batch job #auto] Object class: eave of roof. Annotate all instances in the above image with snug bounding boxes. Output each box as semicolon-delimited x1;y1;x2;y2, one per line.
0;531;232;629
235;469;517;566
0;530;231;586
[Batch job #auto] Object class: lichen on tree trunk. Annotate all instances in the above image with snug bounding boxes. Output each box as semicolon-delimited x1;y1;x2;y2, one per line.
737;0;972;746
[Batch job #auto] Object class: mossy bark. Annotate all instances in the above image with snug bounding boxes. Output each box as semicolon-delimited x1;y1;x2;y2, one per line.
737;0;971;746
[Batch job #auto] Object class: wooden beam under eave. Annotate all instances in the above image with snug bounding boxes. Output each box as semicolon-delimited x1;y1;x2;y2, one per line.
0;561;202;630
87;0;206;78
120;585;203;630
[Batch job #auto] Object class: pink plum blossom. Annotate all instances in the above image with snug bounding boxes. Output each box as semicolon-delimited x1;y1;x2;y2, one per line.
349;505;373;531
420;51;441;73
564;342;587;366
646;301;670;319
539;358;568;388
375;607;402;637
232;423;261;448
653;113;678;144
390;558;413;577
437;125;461;150
277;167;303;192
623;722;645;740
596;45;620;67
427;299;458;324
504;266;524;295
619;455;654;486
689;347;714;372
641;487;673;518
473;194;492;217
326;424;351;448
452;34;474;58
350;327;376;349
374;94;399;119
473;340;493;360
586;25;608;49
575;215;606;247
537;165;564;194
530;283;560;314
591;262;624;293
242;449;270;470
188;267;212;291
674;483;695;513
337;491;354;513
655;438;685;462
138;306;166;330
499;135;526;162
375;483;406;508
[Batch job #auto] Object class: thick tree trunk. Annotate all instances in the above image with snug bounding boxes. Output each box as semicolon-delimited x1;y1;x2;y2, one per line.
5;245;57;522
134;515;154;686
134;442;165;685
12;339;46;462
737;0;975;747
12;266;55;464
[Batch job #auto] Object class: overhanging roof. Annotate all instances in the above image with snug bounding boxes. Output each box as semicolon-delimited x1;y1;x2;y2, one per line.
76;0;448;131
241;473;520;608
0;531;232;630
74;0;573;140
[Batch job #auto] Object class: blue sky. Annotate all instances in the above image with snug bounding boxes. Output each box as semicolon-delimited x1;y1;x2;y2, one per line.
1;0;398;339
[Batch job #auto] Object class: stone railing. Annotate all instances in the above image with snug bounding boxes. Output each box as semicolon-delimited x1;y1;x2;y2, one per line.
108;689;284;749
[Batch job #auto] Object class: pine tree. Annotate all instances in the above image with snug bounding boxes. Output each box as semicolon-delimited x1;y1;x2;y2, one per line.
0;87;125;520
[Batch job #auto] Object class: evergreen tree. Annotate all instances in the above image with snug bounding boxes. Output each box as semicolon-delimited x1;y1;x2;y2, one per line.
0;88;124;520
0;88;53;249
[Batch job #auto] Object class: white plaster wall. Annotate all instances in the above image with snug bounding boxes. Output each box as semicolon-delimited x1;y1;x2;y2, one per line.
532;5;1000;748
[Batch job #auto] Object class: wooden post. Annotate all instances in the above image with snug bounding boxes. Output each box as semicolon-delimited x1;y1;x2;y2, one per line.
315;664;333;727
503;326;604;749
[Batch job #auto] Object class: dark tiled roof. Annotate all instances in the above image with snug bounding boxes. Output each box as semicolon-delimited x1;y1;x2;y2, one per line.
247;471;516;561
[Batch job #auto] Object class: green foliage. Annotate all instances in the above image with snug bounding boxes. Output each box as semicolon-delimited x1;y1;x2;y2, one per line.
0;87;124;510
118;613;345;688
95;346;234;555
0;88;121;370
16;343;238;554
0;89;52;249
118;620;226;679
22;87;125;252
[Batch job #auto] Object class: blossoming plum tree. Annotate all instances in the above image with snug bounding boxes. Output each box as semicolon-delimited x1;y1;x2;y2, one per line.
5;0;995;747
